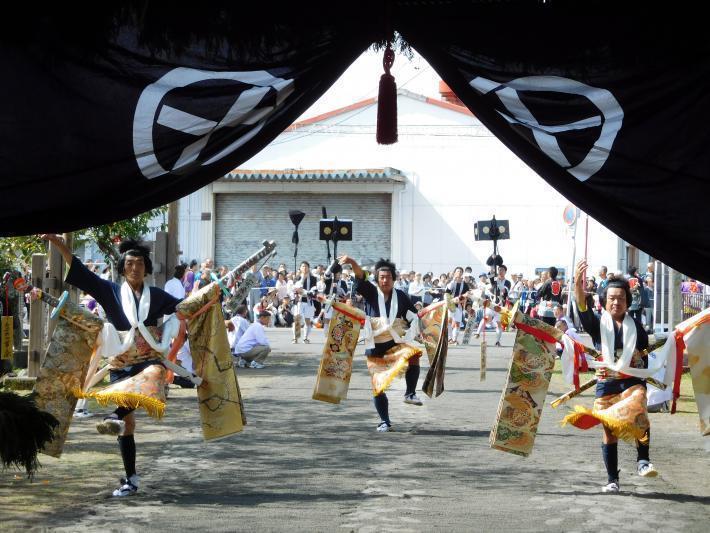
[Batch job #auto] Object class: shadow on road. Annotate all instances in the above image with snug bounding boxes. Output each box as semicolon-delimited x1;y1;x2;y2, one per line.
542;489;710;504
406;428;490;438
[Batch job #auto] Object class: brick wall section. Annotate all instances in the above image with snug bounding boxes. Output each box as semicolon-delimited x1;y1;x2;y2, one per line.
214;193;391;271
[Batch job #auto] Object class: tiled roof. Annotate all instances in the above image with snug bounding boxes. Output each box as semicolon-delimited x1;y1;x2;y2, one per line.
222;167;405;183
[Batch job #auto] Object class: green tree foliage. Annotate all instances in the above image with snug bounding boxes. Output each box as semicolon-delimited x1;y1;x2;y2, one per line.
0;207;168;271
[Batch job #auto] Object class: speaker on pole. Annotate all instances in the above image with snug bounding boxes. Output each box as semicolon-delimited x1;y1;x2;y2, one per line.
289;210;306;272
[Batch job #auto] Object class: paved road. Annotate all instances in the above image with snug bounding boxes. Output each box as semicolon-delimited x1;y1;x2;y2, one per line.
2;328;709;532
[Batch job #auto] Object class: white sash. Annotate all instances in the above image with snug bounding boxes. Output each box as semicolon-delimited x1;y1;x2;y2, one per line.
363;287;417;349
586;311;666;379
96;282;178;360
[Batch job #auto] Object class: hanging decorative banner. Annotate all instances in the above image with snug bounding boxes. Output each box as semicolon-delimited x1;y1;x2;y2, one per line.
490;311;561;457
418;299;449;398
32;298;104;458
176;283;246;441
312;301;365;404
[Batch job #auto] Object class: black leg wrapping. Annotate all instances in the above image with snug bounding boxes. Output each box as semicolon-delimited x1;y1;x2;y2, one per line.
601;443;619;483
637;429;650;462
405;365;420;396
373;393;390;425
118;435;137;479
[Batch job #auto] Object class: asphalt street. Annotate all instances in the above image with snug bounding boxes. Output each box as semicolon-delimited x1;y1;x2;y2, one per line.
1;327;709;532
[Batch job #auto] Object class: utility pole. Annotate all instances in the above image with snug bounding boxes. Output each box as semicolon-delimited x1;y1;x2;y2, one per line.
167;200;180;276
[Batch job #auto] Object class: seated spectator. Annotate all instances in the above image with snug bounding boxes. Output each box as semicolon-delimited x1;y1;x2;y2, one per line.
553;304;573;329
555;319;582;343
253;295;276;326
193;267;212;293
234;311;272;369
226;305;251;355
276;296;294;327
275;270;291;301
555;319;584;359
165;263;187;300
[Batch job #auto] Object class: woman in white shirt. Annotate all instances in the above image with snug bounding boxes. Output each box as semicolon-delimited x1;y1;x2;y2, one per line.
407;272;425;306
274;270;291;301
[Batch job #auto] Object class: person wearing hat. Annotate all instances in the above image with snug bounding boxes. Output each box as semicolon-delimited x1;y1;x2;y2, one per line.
234;310;272;369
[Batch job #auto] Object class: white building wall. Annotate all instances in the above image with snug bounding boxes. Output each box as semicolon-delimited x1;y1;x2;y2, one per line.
174;92;622;277
228;93;620;278
178;186;214;264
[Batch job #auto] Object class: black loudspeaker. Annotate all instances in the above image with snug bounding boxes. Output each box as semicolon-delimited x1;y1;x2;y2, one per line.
319;218;352;241
289;210;305;227
474;218;510;241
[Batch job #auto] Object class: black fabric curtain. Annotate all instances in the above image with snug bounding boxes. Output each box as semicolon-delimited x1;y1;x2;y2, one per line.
1;3;708;282
398;4;710;283
0;5;375;234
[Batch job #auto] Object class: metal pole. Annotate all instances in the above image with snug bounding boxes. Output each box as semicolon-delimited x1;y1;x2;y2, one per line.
566;222;577;314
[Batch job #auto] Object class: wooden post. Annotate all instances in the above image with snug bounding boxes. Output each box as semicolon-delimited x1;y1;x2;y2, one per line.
28;253;47;376
167;200;180;278
46;239;65;338
153;232;168;289
63;233;79;304
668;268;683;330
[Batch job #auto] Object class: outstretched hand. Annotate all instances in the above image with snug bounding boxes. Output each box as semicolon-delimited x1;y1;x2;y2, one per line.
575;260;588;290
40;233;64;246
338;255;356;267
39;233;73;265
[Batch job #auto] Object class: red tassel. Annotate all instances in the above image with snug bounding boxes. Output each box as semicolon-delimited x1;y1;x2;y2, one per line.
376;45;397;145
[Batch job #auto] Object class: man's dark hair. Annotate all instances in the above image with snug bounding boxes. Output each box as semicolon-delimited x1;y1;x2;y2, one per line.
117;239;153;275
454;266;463;274
600;275;632;309
499;264;507;272
374;258;396;277
464;266;472;272
627;265;638;277
548;266;558;280
235;304;248;317
300;261;310;268
174;263;187;279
